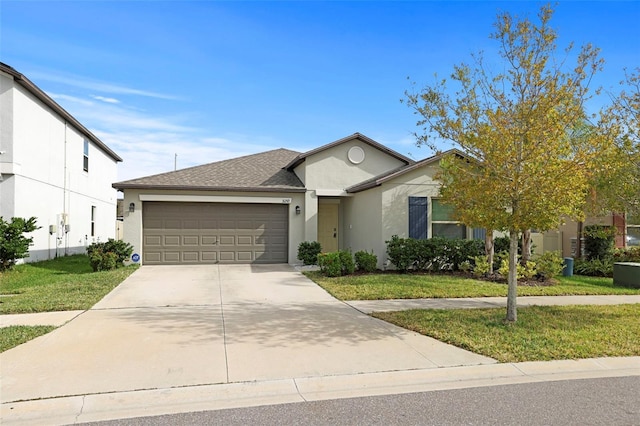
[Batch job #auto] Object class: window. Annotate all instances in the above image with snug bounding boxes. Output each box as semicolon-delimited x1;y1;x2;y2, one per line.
431;199;466;239
91;206;96;237
627;214;640;247
83;140;89;172
408;197;427;239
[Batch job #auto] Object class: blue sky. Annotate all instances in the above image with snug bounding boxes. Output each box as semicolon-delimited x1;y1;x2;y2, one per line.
2;1;639;181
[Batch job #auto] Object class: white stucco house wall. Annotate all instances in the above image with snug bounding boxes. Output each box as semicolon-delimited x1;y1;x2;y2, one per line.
0;62;122;262
114;133;476;268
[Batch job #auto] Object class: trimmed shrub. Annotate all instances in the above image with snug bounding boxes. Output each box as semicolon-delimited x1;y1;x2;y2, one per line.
339;250;355;275
498;257;536;280
0;216;39;271
354;250;377;273
102;239;134;265
317;252;342;277
385;235;484;272
385;235;414;273
583;225;616;261
613;246;640;263
535;251;564;280
88;248;118;272
86;239;133;272
471;255;491;277
317;251;354;277
297;241;322;265
574;258;614;277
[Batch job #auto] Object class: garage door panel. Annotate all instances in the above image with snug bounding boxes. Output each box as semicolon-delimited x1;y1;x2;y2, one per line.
183;236;199;245
219;235;235;245
219;251;235;261
202;236;217;245
143;202;288;265
144;252;161;262
164;236;180;246
182;252;199;262
144;235;162;246
202;251;217;261
237;235;253;245
237;251;253;261
164;252;180;263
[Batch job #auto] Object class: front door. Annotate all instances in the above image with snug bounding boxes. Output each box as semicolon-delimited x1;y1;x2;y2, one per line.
318;203;339;252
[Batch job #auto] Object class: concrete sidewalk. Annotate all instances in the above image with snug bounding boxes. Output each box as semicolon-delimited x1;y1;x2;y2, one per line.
347;294;640;313
3;295;639;326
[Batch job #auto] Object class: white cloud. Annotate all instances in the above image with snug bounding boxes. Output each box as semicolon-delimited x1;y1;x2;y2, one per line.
29;70;181;101
92;95;120;104
50;93;94;107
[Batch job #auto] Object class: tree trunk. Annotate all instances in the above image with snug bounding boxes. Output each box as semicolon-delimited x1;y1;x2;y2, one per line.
577;221;584;259
485;230;494;274
521;229;532;264
506;229;519;323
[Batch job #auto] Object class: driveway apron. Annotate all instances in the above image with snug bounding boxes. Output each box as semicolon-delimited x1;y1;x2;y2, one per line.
0;265;494;403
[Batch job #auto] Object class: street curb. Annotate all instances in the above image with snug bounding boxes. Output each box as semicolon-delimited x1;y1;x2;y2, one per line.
2;356;638;425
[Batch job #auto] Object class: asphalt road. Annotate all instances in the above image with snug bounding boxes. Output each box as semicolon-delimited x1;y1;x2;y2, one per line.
82;376;639;425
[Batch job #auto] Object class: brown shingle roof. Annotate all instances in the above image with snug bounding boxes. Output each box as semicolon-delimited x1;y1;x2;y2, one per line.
113;148;305;192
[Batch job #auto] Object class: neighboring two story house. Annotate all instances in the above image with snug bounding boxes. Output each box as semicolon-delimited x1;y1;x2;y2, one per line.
0;63;122;262
114;133;475;268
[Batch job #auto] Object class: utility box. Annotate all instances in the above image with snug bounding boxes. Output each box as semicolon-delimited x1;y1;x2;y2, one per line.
613;263;640;288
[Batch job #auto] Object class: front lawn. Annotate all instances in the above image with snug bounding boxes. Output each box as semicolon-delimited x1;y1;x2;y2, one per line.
374;304;640;362
0;325;56;353
306;271;640;301
0;254;138;314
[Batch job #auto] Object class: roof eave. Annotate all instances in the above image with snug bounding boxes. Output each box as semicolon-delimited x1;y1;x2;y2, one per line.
285;132;414;171
112;183;306;193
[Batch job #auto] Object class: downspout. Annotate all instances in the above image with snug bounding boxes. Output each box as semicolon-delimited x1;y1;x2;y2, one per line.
62;121;68;256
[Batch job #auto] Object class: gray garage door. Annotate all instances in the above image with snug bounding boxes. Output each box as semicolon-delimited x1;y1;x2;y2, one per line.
142;202;288;264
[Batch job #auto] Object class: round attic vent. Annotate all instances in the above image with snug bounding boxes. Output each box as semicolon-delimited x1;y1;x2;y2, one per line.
348;146;365;164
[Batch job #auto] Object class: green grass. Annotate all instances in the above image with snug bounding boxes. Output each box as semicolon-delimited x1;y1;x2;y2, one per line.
0;325;56;353
306;271;640;301
0;254;138;314
373;304;640;362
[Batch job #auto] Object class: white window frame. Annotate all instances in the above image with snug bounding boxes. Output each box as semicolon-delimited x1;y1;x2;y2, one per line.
83;140;89;172
430;198;467;239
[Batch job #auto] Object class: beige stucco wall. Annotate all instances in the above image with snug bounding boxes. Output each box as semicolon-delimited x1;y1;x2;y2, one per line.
300;140;406;191
342;187;383;263
342;163;454;268
121;189;305;265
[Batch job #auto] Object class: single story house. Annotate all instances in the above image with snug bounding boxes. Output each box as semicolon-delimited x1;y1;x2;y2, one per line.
114;133;478;267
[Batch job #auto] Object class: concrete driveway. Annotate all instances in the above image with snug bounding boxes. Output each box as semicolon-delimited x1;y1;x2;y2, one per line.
0;265;494;403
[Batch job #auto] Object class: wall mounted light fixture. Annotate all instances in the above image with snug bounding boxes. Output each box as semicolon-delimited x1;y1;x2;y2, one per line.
295;205;301;215
129;202;135;213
